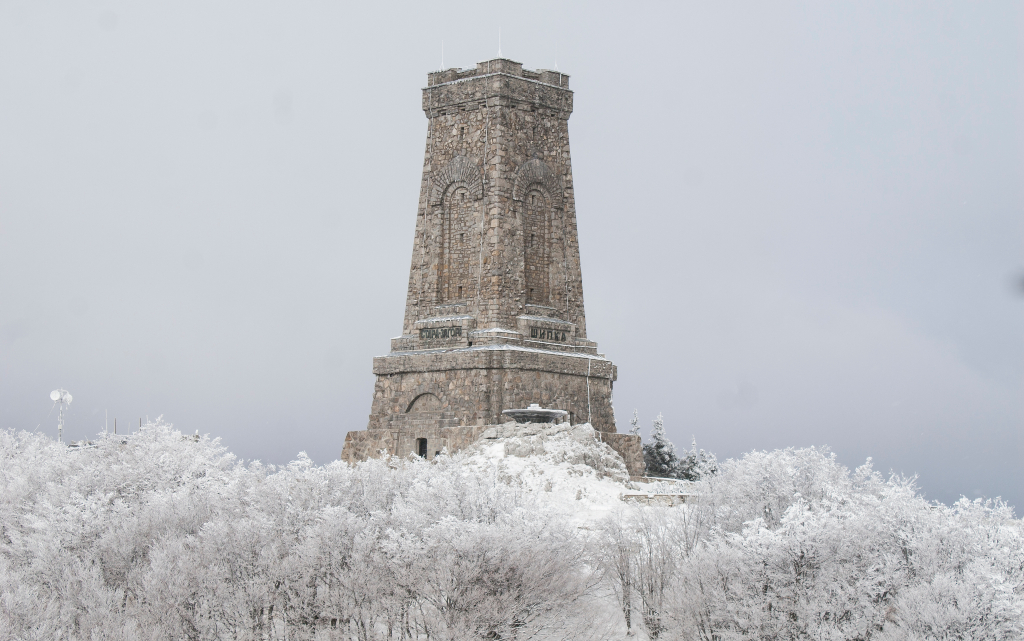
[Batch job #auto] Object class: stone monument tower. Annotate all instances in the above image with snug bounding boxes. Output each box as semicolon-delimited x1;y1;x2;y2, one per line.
341;58;640;473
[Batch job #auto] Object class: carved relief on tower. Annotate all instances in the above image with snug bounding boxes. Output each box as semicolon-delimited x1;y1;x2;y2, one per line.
511;158;562;207
429;155;483;205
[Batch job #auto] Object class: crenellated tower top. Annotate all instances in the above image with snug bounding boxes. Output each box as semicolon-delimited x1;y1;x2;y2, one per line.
426;58;570;89
421;59;573;120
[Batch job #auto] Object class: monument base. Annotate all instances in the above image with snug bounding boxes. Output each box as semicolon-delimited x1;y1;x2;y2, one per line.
367;344;617;433
341;343;644;476
340;422;645;477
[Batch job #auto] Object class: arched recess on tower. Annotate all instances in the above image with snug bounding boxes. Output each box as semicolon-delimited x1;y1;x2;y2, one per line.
429;155;483;205
512;159;564;307
511;158;563;206
406;393;442;413
429;155;483;303
522;189;551;305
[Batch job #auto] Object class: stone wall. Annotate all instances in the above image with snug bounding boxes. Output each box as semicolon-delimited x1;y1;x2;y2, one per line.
340;424;491;464
599;432;646;477
368;346;616;432
403;58;586;340
340;421;645;479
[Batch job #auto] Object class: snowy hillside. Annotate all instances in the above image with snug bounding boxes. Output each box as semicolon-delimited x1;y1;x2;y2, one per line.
1;421;1021;640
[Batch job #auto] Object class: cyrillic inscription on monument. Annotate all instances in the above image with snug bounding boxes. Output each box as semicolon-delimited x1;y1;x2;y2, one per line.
420;326;462;341
530;327;568;342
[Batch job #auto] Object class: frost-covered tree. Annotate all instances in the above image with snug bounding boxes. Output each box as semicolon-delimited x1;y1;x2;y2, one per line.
642;415;717;480
674;437;718;481
666;449;1023;640
2;421;1021;640
642;413;677;477
596;447;1024;639
0;421;609;640
628;409;641;436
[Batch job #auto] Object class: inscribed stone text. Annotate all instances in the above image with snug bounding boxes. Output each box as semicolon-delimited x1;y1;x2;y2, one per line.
420;326;462;340
530;327;568;342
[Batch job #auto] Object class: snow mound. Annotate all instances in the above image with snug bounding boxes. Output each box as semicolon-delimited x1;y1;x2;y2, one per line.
472;421;630;480
457;422;632;526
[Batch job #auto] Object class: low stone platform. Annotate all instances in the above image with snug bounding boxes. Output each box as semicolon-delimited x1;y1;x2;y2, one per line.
620;492;693;507
340;423;490;463
340;420;645;477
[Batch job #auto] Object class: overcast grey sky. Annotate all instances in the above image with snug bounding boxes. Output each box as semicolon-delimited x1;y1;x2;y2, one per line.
1;2;1020;509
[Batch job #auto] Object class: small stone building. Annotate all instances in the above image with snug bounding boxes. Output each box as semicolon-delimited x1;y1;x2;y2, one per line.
341;58;642;476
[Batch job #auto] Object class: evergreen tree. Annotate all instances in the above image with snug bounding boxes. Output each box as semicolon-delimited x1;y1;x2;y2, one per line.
674;436;719;481
641;415;718;480
642;414;678;477
628;409;641;436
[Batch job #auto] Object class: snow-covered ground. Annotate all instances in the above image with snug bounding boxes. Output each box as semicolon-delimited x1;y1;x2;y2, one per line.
459;421;690;529
461;422;634;525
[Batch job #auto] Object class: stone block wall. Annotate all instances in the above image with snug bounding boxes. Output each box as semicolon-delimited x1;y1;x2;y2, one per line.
404;58;585;338
598;433;645;477
367;346;616;433
340;424;491;464
340;421;645;480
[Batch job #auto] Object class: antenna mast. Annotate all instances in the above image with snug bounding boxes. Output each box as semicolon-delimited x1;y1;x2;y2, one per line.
49;389;72;443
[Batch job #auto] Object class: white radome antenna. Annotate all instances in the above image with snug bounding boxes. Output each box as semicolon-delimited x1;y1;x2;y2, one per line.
50;388;72;443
